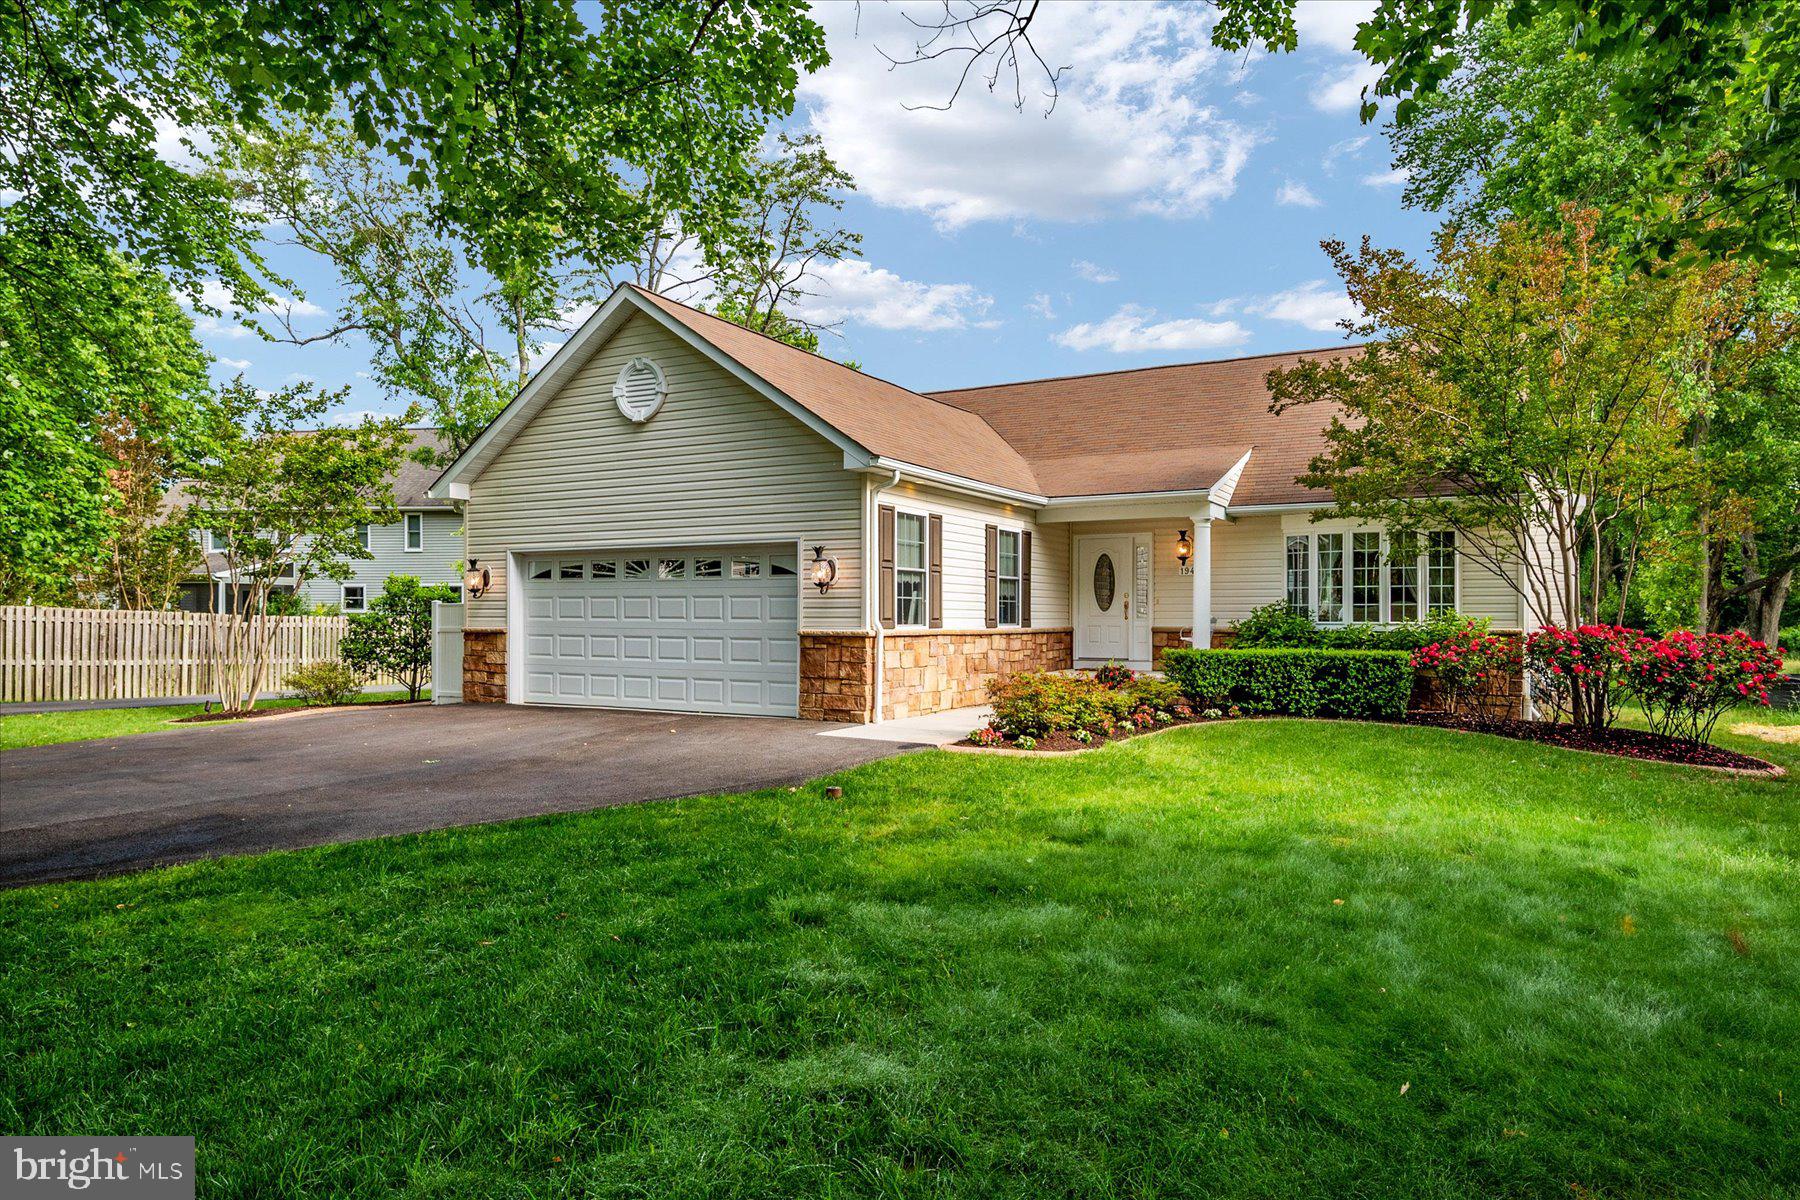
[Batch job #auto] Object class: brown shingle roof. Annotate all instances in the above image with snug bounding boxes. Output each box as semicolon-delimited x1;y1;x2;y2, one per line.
629;287;1042;495
929;348;1360;506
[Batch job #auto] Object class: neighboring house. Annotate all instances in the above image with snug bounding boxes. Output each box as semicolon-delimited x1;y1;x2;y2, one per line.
429;284;1558;723
175;429;466;613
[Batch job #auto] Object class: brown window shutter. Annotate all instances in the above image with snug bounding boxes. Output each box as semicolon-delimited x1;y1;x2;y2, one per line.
1021;530;1033;627
984;524;998;627
878;504;896;629
928;513;944;628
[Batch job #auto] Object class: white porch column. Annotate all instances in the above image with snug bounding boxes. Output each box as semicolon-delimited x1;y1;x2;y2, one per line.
1190;515;1213;648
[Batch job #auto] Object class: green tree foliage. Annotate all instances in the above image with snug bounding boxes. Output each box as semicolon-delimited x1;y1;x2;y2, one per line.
1265;214;1780;631
339;575;459;702
181;381;416;711
0;232;213;603
1387;16;1800;637
1210;0;1798;269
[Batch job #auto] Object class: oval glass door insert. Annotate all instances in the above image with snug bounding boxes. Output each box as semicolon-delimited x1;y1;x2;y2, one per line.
1093;553;1116;612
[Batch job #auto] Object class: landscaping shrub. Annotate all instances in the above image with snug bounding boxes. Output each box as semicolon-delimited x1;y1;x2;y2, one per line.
1523;624;1634;728
987;672;1131;739
1231;601;1489;652
1094;661;1135;689
284;661;364;706
1411;625;1522;716
1621;629;1785;744
339;575;461;701
1162;648;1414;719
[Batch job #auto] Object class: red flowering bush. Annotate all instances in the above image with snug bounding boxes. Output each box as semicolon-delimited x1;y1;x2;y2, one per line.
1094;661;1136;689
1523;625;1635;727
968;725;1006;747
1621;630;1785;744
1410;624;1522;717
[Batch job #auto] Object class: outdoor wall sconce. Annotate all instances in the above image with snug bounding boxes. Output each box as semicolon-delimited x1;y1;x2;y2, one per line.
463;558;491;599
1174;530;1193;566
809;545;838;593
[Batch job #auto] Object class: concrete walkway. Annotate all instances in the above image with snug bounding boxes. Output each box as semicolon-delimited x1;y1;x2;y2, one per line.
818;705;990;746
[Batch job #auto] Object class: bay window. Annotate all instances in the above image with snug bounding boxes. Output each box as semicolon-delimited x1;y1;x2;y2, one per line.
1286;529;1456;624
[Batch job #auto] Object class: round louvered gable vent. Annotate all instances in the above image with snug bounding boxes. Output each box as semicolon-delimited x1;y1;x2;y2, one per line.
612;356;668;423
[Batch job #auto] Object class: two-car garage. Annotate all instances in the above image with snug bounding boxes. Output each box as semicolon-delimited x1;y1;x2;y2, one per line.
518;545;801;717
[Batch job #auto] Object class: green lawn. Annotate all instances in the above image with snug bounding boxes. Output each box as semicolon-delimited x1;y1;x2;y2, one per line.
1;718;1795;1198
0;689;426;751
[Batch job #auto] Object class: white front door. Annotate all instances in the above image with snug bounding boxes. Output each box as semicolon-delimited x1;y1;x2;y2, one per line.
1075;535;1133;664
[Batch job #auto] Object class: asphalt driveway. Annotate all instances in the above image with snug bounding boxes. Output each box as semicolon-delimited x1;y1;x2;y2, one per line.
0;705;916;887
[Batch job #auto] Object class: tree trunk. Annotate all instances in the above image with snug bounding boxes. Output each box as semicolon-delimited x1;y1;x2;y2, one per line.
1751;568;1792;647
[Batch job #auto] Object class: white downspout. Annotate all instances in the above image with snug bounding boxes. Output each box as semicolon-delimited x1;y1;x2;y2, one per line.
867;466;901;723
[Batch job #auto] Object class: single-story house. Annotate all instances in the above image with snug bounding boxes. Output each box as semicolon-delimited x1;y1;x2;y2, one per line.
176;430;465;613
429;284;1551;723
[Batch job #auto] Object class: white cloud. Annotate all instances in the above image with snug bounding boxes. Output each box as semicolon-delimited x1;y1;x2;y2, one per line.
1053;304;1249;353
791;260;995;332
1313;60;1382;113
1239;280;1361;332
191;279;326;321
804;1;1257;228
1072;259;1119;284
1292;0;1377;55
214;356;252;371
1028;292;1057;320
1321;135;1370;175
1361;167;1411;188
1275;178;1322;208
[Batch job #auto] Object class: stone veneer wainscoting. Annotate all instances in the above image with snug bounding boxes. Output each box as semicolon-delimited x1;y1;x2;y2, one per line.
882;629;1073;721
462;629;508;703
799;633;876;723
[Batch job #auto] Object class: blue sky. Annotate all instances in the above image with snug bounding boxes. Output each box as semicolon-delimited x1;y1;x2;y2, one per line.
193;0;1432;416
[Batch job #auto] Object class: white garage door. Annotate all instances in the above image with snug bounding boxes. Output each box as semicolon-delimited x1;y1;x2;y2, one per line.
520;546;800;716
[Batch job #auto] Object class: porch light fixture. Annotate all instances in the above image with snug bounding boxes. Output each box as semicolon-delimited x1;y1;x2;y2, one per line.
1174;530;1193;566
809;546;838;593
463;558;491;599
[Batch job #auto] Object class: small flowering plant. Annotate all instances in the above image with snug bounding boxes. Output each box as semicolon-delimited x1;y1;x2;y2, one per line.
968;725;1006;747
1523;624;1635;727
1410;624;1522;717
1621;630;1785;745
1094;661;1136;689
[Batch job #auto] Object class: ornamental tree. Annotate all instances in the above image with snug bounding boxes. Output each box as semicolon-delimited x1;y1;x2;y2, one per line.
1266;213;1766;632
339;576;461;703
180;382;416;712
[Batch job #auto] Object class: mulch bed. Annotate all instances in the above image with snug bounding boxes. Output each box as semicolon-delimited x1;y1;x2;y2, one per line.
954;713;1228;753
174;699;416;724
1407;713;1780;773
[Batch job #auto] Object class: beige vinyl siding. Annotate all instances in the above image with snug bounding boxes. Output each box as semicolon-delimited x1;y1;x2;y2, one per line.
877;480;1071;627
1459;551;1524;628
295;510;465;608
1059;518;1275;630
464;312;863;629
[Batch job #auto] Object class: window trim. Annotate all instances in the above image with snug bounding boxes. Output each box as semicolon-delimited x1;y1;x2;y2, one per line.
341;583;367;613
404;512;423;552
354;523;370;552
994;526;1024;628
892;509;929;628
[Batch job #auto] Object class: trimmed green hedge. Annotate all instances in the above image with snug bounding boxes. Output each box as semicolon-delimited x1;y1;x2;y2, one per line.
1161;648;1414;719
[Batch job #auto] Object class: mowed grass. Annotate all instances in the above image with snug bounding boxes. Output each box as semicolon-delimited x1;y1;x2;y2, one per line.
0;689;427;751
1;718;1796;1199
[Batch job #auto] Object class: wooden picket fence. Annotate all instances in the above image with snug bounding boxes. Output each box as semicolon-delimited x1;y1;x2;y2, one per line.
0;606;397;704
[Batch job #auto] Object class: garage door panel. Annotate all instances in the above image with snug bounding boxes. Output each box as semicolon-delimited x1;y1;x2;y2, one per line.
521;545;799;716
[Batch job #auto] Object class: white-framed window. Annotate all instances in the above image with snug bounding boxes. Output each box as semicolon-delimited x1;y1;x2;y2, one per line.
355;524;370;552
894;511;927;626
1316;533;1345;623
995;528;1022;626
1285;535;1311;615
404;513;423;551
205;529;230;553
341;584;366;612
1290;529;1456;624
